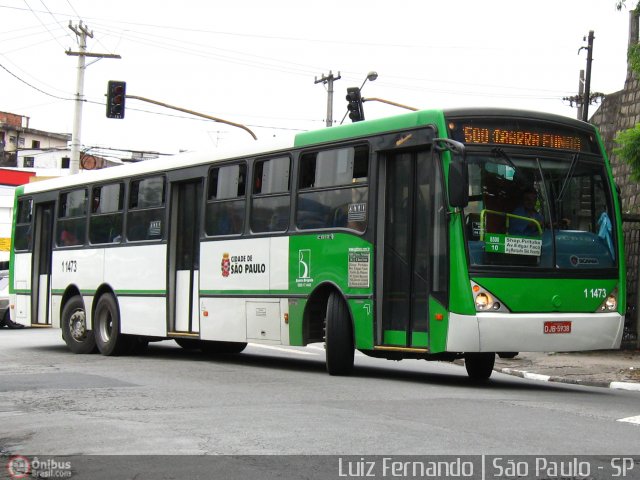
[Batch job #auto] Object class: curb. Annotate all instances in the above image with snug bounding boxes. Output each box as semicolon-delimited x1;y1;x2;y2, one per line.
497;367;640;391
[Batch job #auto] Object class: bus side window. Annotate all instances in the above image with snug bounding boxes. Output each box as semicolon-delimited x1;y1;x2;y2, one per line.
90;183;124;244
296;145;368;232
204;163;246;236
56;188;87;247
14;198;33;252
126;176;166;242
251;156;290;233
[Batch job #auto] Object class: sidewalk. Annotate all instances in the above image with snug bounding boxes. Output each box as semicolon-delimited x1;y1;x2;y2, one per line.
493;350;640;391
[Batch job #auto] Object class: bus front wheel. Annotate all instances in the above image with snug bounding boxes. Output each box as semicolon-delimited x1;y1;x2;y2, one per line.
464;352;495;380
94;294;130;356
325;292;354;376
61;295;96;354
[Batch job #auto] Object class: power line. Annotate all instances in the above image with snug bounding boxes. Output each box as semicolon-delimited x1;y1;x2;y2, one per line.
37;0;74;42
0;60;72;100
21;0;66;50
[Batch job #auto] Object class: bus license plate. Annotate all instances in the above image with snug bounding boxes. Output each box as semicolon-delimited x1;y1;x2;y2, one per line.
544;321;572;334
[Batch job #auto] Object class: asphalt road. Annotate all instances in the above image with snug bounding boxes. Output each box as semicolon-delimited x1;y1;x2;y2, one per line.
0;328;639;478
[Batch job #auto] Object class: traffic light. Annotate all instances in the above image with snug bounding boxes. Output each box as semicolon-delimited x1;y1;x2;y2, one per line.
346;87;365;122
106;80;126;119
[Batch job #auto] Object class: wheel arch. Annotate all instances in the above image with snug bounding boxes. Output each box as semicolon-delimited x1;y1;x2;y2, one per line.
302;281;353;345
91;283;118;324
59;284;83;320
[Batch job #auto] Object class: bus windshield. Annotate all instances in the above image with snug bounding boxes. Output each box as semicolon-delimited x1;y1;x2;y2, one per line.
463;150;617;271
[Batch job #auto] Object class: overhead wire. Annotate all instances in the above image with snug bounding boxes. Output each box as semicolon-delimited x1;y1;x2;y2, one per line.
20;0;67;50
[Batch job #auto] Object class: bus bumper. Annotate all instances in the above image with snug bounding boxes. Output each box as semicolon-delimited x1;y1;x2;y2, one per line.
447;312;624;352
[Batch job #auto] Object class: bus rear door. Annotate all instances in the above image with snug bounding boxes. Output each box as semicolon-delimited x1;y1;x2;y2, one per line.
168;180;202;336
31;201;54;326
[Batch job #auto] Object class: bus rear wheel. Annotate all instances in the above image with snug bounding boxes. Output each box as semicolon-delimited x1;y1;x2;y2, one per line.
94;294;130;356
325;292;354;376
61;295;96;354
464;352;495;380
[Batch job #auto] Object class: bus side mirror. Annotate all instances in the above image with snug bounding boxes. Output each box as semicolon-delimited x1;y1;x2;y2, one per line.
448;160;469;208
434;138;468;208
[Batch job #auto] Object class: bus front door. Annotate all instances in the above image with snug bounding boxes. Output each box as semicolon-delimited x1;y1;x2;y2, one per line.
379;150;435;349
31;202;54;326
169;180;202;335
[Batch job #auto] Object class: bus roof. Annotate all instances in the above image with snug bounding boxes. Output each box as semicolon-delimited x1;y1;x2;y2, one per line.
20;136;294;195
19;107;590;195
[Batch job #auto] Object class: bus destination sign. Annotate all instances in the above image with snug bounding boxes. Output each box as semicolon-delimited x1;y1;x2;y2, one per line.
448;119;595;152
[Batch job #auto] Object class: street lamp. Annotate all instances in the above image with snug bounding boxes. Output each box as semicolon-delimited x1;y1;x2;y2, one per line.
341;71;378;124
360;71;378;90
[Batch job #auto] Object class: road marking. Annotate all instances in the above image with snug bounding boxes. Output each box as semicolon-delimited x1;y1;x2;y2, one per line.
306;344;325;352
248;343;318;356
617;415;640;425
611;382;640;392
523;372;551;381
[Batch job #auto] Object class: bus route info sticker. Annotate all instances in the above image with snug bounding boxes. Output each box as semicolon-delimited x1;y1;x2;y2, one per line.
348;247;370;288
484;234;542;256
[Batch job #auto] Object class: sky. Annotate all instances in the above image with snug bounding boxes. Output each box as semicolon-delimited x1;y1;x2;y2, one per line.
0;0;636;159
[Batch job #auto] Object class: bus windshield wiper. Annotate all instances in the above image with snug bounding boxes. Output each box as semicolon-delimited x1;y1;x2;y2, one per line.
492;147;518;172
557;153;579;203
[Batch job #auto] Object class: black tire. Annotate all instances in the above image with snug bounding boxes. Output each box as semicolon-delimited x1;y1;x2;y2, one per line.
61;295;96;354
0;310;8;328
94;294;130;356
200;340;247;355
325;291;354;376
175;338;202;350
464;352;495;380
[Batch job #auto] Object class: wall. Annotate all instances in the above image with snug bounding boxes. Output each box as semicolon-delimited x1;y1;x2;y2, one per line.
589;11;640;346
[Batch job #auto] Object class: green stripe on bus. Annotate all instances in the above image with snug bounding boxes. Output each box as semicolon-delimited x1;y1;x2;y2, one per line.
115;290;166;296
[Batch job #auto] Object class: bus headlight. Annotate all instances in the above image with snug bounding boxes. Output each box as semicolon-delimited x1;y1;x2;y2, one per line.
475;293;491;310
599;293;618;312
471;281;510;313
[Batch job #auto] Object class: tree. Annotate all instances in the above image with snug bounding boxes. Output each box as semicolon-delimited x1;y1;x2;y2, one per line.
613;0;640;178
614;124;640;181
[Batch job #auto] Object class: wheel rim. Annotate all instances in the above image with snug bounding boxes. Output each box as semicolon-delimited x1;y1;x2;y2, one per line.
68;309;87;342
98;309;113;343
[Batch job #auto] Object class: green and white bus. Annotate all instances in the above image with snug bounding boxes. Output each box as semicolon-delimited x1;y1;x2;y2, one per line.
9;108;625;379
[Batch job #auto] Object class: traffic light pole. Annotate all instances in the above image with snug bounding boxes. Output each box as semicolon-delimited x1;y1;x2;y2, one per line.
66;21;120;174
125;95;257;140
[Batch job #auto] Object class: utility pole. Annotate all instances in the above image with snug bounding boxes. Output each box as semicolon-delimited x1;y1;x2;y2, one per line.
563;33;604;122
582;30;594;122
315;71;341;127
66;21;121;174
577;69;585;121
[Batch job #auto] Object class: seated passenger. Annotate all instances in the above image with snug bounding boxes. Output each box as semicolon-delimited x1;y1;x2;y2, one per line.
508;187;543;237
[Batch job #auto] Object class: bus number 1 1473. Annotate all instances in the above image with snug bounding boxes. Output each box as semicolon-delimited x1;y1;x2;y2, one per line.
62;260;77;273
